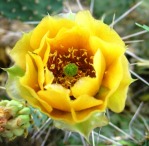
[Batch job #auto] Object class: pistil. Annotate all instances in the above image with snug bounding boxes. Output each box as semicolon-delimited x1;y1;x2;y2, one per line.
63;63;78;77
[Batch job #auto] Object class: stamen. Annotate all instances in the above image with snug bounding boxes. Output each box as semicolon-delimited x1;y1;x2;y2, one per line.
47;48;95;88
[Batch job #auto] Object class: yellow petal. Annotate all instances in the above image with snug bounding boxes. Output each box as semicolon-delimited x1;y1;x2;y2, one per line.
48;26;90;52
34;32;50;66
30;16;75;49
71;77;99;98
71;107;103;122
93;49;106;78
20;62;53;114
37;84;71;112
36;96;53;113
71;95;103;111
71;49;105;98
49;109;73;123
107;56;133;112
96;57;124;109
19;81;52;114
75;11;124;46
102;56;123;91
28;52;44;90
20;54;39;91
44;67;54;86
89;36;125;67
10;32;33;69
94;20;124;46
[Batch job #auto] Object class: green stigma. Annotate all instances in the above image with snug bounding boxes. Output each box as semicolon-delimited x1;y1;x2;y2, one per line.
63;63;78;77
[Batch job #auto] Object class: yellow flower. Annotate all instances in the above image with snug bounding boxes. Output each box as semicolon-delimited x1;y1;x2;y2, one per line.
7;11;132;124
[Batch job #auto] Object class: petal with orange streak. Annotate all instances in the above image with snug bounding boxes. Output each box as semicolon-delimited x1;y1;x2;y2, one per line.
49;109;74;123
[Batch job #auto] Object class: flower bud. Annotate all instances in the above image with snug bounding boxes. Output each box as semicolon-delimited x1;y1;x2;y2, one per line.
0;100;31;140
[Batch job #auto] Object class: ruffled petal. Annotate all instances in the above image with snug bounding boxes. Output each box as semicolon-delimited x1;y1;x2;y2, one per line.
20;52;45;91
71;95;103;111
30;16;75;49
93;49;106;78
50;109;73;123
71;77;99;98
71;107;105;123
19;84;53;114
28;52;45;90
10;32;33;69
37;84;71;112
20;54;39;91
48;26;90;52
102;56;123;91
44;67;54;86
107;56;133;112
5;65;44;113
94;57;123;109
36;97;53;113
33;32;51;66
75;11;124;46
89;36;125;67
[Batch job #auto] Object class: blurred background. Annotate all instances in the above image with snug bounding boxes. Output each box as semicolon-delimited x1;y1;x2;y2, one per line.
0;0;149;145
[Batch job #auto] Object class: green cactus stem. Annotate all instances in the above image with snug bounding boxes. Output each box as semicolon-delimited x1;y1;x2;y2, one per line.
0;0;63;21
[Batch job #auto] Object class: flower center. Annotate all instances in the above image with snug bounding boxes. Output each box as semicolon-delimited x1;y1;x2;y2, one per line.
63;63;78;77
47;47;95;89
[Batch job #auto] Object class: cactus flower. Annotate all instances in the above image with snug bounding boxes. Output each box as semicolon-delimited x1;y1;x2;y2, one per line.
0;100;30;140
6;11;133;138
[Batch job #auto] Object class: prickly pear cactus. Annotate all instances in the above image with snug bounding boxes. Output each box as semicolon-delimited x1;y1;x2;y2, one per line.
29;107;48;132
0;0;63;21
0;100;31;140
